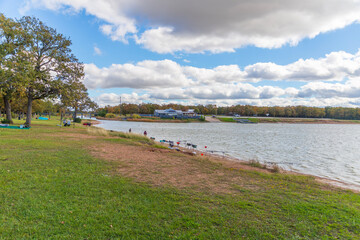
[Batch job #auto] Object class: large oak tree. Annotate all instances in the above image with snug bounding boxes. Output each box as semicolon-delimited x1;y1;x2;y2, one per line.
19;16;83;127
0;14;28;124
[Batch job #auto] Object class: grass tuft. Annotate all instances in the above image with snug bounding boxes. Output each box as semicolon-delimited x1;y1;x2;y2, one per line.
248;159;267;169
109;131;151;143
271;163;281;173
87;127;109;136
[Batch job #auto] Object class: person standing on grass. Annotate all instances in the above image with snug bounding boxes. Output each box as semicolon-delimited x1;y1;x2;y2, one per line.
129;128;131;133
144;130;147;136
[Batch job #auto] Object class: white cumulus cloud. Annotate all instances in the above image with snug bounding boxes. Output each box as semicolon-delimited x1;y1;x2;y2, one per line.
84;50;360;91
23;0;360;53
93;46;102;55
84;60;192;89
82;49;360;107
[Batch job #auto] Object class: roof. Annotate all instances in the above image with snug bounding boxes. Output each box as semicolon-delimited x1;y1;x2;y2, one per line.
154;108;183;114
183;109;195;113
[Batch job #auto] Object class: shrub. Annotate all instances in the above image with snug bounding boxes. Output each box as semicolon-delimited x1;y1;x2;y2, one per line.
74;117;82;123
97;109;107;117
1;119;11;124
248;159;266;169
105;113;116;118
199;115;206;121
271;164;280;173
131;114;141;119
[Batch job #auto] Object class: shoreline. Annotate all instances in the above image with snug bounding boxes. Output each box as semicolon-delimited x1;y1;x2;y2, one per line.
218;117;360;124
93;122;360;193
181;145;360;192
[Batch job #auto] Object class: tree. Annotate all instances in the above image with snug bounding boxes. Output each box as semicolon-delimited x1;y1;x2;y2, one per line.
58;66;98;121
32;99;56;119
0;14;28;123
19;16;82;127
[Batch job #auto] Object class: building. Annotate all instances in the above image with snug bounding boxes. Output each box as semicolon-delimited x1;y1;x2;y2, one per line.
154;108;199;119
182;109;196;117
154;108;183;118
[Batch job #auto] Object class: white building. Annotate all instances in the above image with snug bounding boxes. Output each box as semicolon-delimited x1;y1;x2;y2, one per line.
154;108;198;118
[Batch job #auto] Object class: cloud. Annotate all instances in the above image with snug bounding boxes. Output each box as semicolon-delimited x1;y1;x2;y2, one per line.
83;49;360;107
183;84;286;100
244;51;360;81
183;65;246;84
92;77;360;107
24;0;137;43
84;60;192;89
94;92;151;107
24;0;360;53
93;46;102;55
84;50;360;91
298;79;360;98
94;91;360;108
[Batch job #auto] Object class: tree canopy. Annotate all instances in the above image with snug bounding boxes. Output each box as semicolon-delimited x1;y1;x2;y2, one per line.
97;103;360;120
0;13;29;123
0;14;95;126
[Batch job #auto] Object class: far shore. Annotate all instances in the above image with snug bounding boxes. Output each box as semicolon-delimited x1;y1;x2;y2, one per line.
95;116;204;123
94;116;360;124
217;116;360;124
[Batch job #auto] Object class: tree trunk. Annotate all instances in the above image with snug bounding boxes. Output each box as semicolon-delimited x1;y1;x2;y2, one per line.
60;110;64;126
73;108;77;122
25;95;33;127
3;95;13;124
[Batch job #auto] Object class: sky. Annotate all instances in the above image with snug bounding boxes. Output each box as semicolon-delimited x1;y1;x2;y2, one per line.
2;0;360;107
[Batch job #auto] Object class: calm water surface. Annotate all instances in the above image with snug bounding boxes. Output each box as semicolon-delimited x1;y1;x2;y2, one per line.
97;120;360;187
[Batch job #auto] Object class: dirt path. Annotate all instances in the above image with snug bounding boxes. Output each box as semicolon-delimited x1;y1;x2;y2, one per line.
88;140;277;194
205;116;221;122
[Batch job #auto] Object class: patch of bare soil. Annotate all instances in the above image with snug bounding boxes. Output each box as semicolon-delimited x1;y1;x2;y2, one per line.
316;178;359;193
88;120;101;125
205;116;221;122
51;130;359;193
89;141;275;194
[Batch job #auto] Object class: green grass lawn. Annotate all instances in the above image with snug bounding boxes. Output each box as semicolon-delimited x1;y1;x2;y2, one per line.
218;117;237;122
0;118;360;239
218;117;259;123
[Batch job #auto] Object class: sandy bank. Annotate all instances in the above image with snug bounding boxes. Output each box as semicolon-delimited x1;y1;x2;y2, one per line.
82;126;360;193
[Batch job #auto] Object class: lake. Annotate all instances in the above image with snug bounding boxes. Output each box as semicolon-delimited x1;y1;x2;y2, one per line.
97;120;360;189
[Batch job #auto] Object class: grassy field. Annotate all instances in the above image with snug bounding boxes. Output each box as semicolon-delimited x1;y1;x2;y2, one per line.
218;117;259;123
217;117;237;122
0;118;360;239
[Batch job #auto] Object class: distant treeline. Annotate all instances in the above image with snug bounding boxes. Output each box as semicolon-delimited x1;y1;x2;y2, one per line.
98;104;360;120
